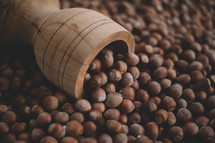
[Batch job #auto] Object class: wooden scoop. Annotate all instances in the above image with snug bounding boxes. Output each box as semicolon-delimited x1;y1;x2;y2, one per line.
0;0;135;98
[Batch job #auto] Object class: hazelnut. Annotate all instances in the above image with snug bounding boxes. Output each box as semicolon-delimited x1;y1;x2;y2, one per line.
136;89;149;102
62;103;75;114
163;59;174;69
11;123;26;134
2;111;17;124
92;103;106;113
104;82;116;93
120;113;128;124
108;69;122;82
105;92;123;108
121;72;134;87
87;75;102;89
89;58;101;73
147;81;161;96
54;112;69;124
31;128;46;142
113;133;128;143
138;53;149;65
207;95;215;109
101;52;114;68
80;137;98;143
32;105;44;116
0;105;8;115
196;91;207;102
195;116;209;127
199;126;214;141
149;54;164;69
0;122;9;134
90;87;106;102
177;74;191;85
104;109;121;121
125;53;139;66
115;60;127;73
107;120;122;134
48;123;65;139
162;96;176;111
98;71;108;85
168;83;183;99
167;69;176;80
83;121;97;136
127;135;136;143
133;101;142;113
190;70;204;83
182;88;195;103
153;67;168;80
145;122;159;140
167;112;176;126
40;136;58;143
17;132;30;141
36;112;52;126
120;87;135;101
42;96;58;111
89;110;102;121
183;122;199;136
129;123;145;136
208;109;215;120
131;80;139;90
189;102;205;116
61;137;78;143
169;126;184;142
70;112;84;123
122;125;129;134
159;79;172;90
176;108;192;123
98;134;113;143
66;120;83;137
128;112;141;124
136;135;152;143
119;99;134;113
176;98;187;109
2;133;16;143
54;92;68;104
154;109;168;124
194;78;211;92
75;99;91;113
128;66;140;80
139;72;151;86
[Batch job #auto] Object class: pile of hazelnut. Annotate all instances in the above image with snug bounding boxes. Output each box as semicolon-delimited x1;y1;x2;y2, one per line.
0;0;215;143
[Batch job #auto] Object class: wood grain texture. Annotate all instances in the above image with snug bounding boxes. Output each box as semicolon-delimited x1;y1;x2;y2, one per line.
0;0;135;99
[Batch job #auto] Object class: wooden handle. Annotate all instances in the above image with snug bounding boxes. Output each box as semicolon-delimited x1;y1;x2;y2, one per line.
0;0;135;99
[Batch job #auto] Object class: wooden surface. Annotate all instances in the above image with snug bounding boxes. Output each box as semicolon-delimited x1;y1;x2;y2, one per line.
0;0;135;99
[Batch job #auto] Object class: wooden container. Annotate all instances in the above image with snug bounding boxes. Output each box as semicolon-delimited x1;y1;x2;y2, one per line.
0;0;135;98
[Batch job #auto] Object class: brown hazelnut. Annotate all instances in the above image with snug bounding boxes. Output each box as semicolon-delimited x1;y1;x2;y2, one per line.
66;120;83;137
11;122;26;134
40;136;58;143
2;111;17;124
108;69;122;82
107;120;122;134
129;123;144;136
190;70;204;83
90;87;106;102
105;92;123;108
160;79;172;90
162;96;176;111
17;132;30;141
167;83;183;99
104;82;116;93
89;58;101;73
127;135;136;143
125;53;139;66
0;122;9;134
101;52;114;68
183;122;199;136
208;109;215;120
75;99;92;113
54;112;69;124
167;112;176;126
92;103;106;113
149;54;164;69
176;98;187;109
62;103;75;114
199;126;214;141
120;99;134;113
169;126;184;142
136;135;152;143
104;109;121;121
98;71;108;85
138;53;149;65
167;69;176;80
182;88;195;103
128;66;140;80
128;112;141;124
83;121;97;136
207;95;215;109
195;116;210;127
36;112;52;126
32;105;44;116
120;113;128;124
54;92;68;104
195;91;207;101
194;78;211;92
121;72;134;87
113;133;128;143
48;123;65;139
176;108;192;123
70;112;84;123
120;87;135;101
122;125;129;134
31;128;46;142
61;137;78;143
153;67;168;80
42;96;58;111
115;60;127;73
0;105;8;115
0;77;10;91
189;102;204;116
143;101;157;113
147;81;161;96
89;110;102;121
154;109;168;124
163;59;174;69
177;74;191;85
80;137;97;143
87;75;102;89
133;101;142;113
136;89;149;102
98;134;113;143
131;80;139;90
145;122;159;140
139;72;151;85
